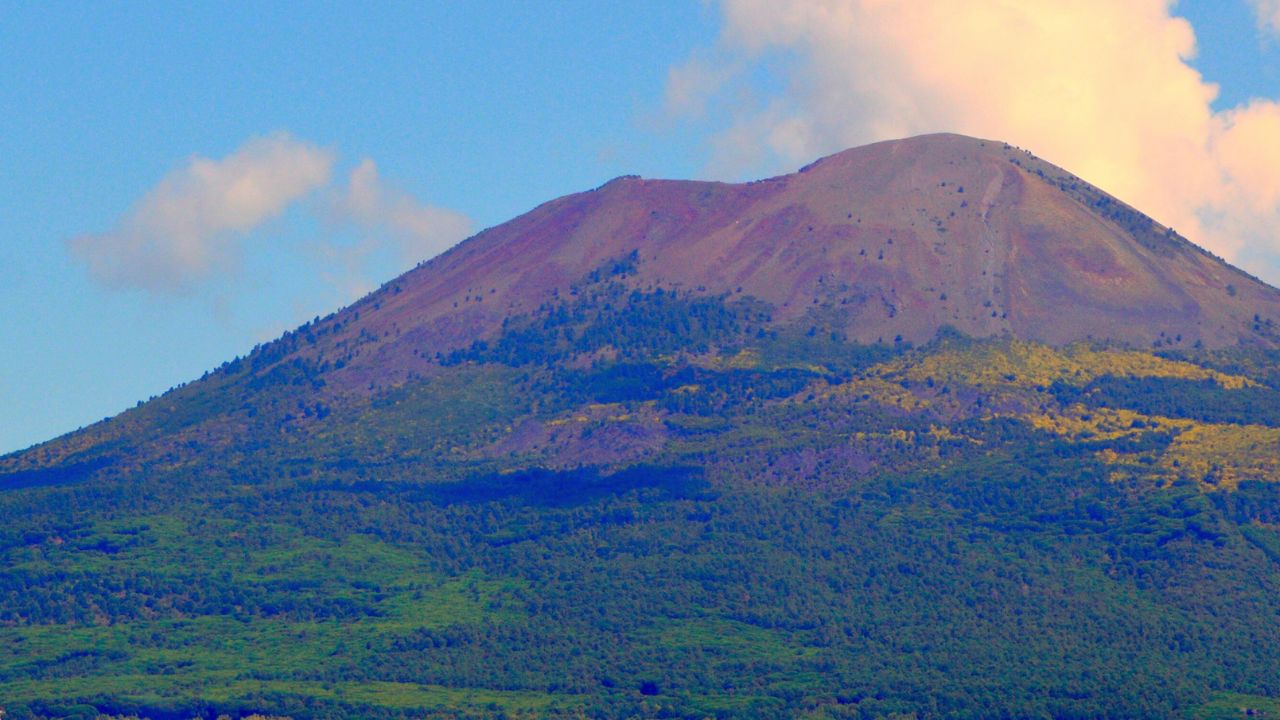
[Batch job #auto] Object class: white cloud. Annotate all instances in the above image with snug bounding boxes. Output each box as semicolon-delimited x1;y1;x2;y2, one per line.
671;0;1280;282
68;136;474;306
1252;0;1280;34
330;158;473;267
303;159;473;302
665;49;741;120
68;133;333;294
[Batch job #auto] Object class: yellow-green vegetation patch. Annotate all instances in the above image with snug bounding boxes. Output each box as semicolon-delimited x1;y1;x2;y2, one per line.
812;376;929;410
1070;348;1255;389
1160;424;1280;489
1019;404;1280;490
544;400;657;428
927;425;979;443
693;345;831;375
724;347;763;370
1023;405;1190;442
876;339;1254;389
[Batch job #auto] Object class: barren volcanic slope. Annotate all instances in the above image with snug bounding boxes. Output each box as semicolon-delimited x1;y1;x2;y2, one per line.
334;132;1280;360
5;135;1280;719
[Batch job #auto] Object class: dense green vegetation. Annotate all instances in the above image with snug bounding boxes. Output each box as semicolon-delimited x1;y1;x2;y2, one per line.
3;267;1280;719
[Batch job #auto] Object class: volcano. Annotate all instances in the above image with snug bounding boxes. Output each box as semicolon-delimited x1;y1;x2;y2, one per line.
3;134;1280;720
333;133;1279;361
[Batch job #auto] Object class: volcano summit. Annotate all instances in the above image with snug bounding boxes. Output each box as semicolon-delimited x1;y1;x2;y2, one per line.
332;133;1279;358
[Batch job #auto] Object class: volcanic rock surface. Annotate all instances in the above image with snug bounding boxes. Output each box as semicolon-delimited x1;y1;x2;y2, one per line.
331;132;1280;377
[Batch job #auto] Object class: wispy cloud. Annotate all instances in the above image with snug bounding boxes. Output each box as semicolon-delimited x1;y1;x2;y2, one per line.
330;158;473;267
67;136;474;306
68;133;334;294
1251;0;1280;34
670;0;1280;283
306;158;474;302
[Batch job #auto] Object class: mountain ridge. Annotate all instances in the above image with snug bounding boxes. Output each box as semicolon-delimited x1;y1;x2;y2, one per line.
311;132;1280;386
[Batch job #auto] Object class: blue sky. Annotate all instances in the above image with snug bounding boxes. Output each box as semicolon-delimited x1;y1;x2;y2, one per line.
2;1;1279;454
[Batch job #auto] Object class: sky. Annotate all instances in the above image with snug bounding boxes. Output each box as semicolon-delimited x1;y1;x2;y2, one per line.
2;0;1280;455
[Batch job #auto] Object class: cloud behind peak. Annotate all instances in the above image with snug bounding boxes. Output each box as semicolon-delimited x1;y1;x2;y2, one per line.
672;0;1280;283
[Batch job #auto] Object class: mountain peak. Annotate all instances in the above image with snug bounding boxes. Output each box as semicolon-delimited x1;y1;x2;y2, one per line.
798;131;997;173
328;132;1277;389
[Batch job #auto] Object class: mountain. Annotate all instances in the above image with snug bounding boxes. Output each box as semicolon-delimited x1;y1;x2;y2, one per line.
347;133;1278;355
4;134;1280;720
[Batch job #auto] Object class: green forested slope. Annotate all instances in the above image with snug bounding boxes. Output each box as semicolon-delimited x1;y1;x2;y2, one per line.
3;274;1280;719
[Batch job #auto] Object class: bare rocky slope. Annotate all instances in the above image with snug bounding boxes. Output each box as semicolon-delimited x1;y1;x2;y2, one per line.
332;132;1279;374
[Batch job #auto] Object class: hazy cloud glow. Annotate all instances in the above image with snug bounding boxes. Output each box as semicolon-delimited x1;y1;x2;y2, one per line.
672;0;1280;281
333;159;473;267
312;159;474;301
1252;0;1280;33
68;137;474;303
68;134;334;294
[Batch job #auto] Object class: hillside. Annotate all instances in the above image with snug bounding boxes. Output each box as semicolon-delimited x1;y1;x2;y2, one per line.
341;132;1280;355
3;134;1280;719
